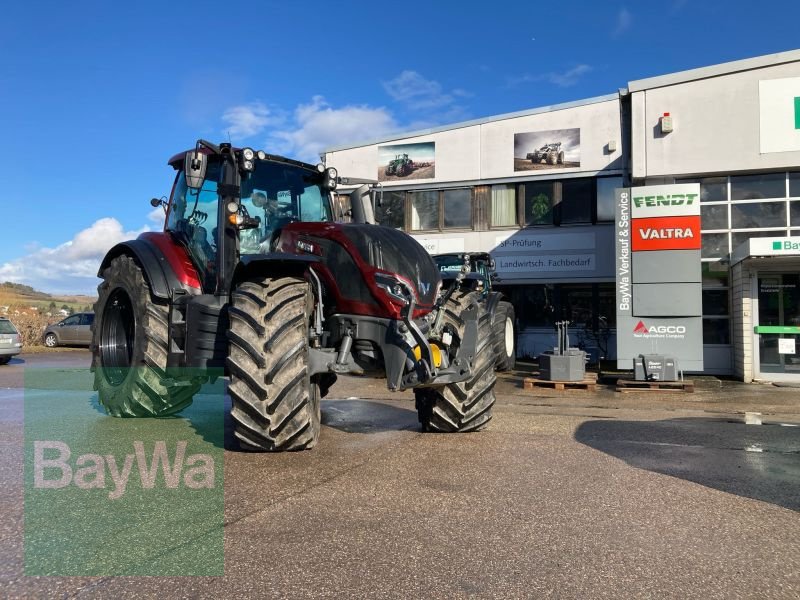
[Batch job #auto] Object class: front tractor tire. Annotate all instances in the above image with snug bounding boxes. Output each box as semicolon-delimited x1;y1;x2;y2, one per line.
493;301;516;371
415;291;496;433
92;255;201;417
227;275;320;452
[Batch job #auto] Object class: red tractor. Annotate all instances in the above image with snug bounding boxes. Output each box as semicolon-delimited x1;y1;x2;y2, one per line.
92;140;495;451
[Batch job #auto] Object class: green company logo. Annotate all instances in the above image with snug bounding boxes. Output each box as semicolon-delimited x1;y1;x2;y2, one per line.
795;96;800;130
633;194;698;208
774;239;800;251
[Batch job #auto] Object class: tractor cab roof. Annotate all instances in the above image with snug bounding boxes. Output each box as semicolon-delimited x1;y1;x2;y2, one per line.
168;148;320;173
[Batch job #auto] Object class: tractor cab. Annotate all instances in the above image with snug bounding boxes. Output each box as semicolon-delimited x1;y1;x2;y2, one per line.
164;143;336;292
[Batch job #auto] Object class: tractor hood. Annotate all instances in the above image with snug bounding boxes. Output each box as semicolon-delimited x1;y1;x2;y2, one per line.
277;222;441;319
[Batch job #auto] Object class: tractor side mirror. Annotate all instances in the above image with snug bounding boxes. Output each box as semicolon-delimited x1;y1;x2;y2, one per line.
184;150;208;190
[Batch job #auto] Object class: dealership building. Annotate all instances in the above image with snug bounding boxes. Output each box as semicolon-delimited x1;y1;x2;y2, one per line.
324;50;800;382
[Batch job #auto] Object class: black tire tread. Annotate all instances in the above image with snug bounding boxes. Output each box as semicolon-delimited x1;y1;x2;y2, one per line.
415;290;496;432
493;301;516;371
226;275;319;451
92;255;201;417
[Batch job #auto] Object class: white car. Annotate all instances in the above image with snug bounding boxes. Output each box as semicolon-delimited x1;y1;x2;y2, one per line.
0;318;22;365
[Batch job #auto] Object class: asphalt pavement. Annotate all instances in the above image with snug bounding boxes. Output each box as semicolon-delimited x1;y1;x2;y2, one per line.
1;351;799;598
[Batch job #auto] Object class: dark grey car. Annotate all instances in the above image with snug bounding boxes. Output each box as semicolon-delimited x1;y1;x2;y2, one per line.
43;312;94;347
0;318;22;364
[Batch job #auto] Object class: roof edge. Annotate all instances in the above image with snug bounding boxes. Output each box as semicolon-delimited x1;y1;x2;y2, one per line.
323;93;619;154
628;48;800;92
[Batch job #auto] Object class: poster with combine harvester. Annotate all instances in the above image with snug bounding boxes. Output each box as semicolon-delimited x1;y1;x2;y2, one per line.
378;142;435;182
513;128;580;172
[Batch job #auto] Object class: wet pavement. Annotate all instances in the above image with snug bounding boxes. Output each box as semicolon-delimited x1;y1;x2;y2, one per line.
1;351;799;598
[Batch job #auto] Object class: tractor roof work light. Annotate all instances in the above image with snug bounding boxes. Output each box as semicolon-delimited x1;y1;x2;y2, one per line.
242;148;255;161
324;166;338;190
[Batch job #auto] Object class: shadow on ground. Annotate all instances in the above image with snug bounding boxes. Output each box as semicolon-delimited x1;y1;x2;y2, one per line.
222;397;419;451
321;399;419;434
575;417;800;511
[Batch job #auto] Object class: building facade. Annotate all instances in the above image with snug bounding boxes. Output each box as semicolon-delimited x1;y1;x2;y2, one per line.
324;50;800;382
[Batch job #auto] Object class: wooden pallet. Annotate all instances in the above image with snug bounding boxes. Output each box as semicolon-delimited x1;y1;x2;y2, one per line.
616;379;695;393
524;373;598;392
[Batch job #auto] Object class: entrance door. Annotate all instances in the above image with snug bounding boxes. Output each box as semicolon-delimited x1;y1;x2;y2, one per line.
755;274;800;379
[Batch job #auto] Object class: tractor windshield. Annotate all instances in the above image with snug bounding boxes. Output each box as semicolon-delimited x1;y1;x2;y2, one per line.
239;161;332;255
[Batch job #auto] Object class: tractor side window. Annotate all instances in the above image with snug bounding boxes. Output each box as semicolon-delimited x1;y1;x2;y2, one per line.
167;163;221;288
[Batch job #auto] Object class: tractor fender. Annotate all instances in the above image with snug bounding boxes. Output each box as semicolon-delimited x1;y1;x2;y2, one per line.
97;234;201;300
485;291;504;325
232;253;318;287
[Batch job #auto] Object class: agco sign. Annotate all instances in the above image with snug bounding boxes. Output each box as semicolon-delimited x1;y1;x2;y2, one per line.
633;320;687;338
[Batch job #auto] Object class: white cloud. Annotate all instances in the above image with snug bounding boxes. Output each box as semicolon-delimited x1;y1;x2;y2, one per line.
0;218;149;294
220;71;472;163
383;70;453;110
221;102;278;139
508;64;593;88
613;8;632;37
147;206;166;226
269;96;399;162
548;64;593;87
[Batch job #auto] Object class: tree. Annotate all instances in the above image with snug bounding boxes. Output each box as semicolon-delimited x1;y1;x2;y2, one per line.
61;304;71;314
49;301;56;311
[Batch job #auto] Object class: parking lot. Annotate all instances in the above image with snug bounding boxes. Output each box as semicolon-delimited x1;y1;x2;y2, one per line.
1;350;799;598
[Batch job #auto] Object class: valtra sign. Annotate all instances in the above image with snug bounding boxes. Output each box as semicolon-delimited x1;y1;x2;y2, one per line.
632;215;701;251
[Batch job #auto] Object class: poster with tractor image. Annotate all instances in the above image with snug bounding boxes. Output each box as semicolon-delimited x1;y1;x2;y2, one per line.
514;128;580;172
378;142;435;182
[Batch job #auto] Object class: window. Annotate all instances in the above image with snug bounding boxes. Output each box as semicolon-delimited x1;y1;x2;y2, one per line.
701;233;728;259
523;181;554;226
702;289;729;316
703;319;731;345
0;320;17;334
596;177;622;222
678;176;728;202
730;173;785;200
730;202;786;228
333;194;352;222
80;314;95;326
62;315;81;326
376;191;405;229
701;204;728;230
442;189;473;228
491;184;517;227
503;283;616;330
410;191;439;230
560;179;593;224
791;201;800;227
791;172;800;197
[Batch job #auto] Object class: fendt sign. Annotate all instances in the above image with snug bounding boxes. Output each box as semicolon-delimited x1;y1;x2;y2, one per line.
615;184;704;371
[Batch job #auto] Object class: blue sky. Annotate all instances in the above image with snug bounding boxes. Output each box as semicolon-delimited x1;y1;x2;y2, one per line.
1;0;799;293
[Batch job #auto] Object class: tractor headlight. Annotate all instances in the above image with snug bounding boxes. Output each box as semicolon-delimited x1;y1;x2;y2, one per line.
316;163;325;173
375;273;413;305
242;160;254;171
226;201;239;213
326;167;337;179
257;150;266;160
242;148;255;161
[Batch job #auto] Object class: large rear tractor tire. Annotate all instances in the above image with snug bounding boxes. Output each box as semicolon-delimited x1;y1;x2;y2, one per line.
415;290;496;432
92;255;202;417
493;301;516;371
227;275;320;451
